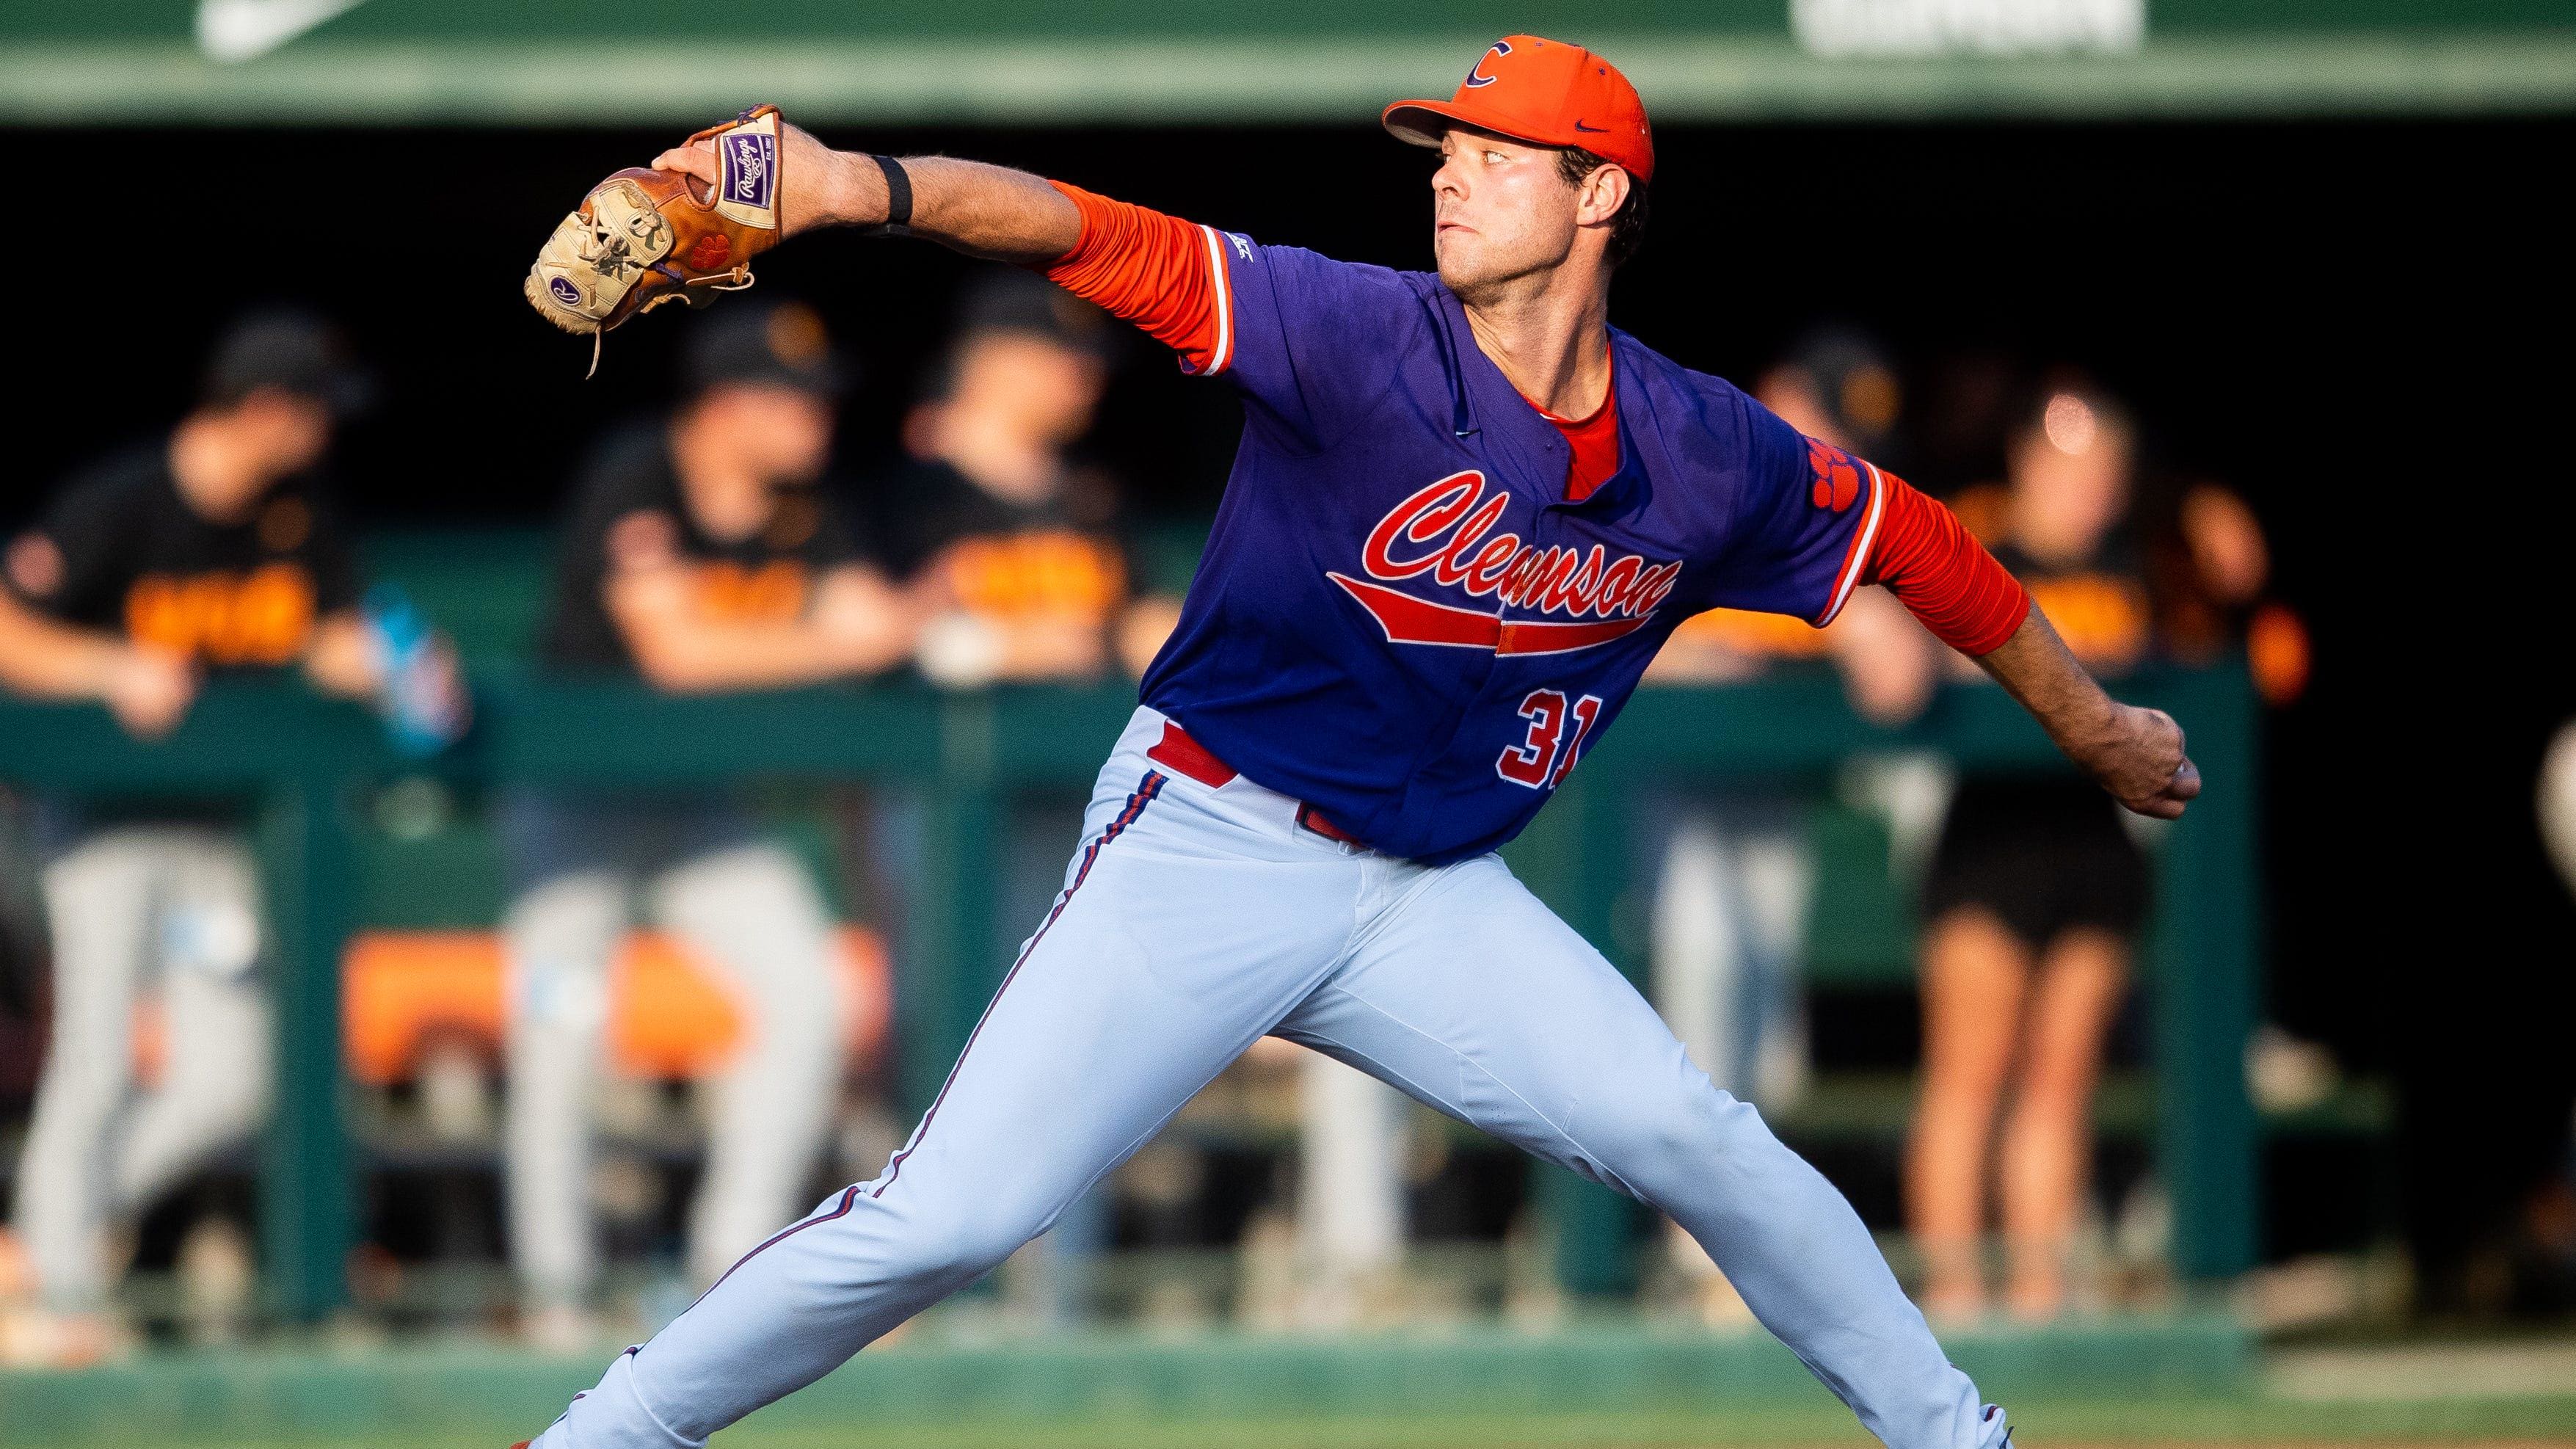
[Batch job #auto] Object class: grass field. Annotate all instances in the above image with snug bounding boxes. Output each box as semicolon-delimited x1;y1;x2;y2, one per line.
7;1329;2573;1448
49;1401;2576;1449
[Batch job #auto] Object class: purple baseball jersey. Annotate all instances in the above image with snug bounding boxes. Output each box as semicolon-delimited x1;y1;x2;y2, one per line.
1139;238;1885;864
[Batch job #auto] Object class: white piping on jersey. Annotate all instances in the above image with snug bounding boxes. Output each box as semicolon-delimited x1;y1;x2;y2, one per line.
1197;224;1234;375
1816;459;1888;628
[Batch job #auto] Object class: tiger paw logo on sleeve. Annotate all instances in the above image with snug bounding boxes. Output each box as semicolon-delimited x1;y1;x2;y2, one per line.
1808;437;1864;512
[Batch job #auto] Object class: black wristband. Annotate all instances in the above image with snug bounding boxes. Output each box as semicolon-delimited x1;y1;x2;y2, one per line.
865;154;912;238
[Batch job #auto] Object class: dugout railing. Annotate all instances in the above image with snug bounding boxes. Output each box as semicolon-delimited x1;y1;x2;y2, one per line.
0;667;2259;1321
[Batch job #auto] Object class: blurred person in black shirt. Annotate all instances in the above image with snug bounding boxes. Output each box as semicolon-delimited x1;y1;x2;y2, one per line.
537;306;908;688
1905;380;2151;1323
875;269;1180;686
0;313;456;1365
503;302;910;1345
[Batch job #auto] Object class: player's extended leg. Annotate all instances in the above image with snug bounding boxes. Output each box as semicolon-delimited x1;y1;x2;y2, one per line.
1274;853;2009;1449
503;868;630;1318
13;831;160;1311
534;749;1364;1449
109;831;272;1213
651;842;848;1288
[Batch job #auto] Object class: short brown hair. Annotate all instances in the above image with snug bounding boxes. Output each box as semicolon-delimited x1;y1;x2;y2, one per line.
1557;147;1650;268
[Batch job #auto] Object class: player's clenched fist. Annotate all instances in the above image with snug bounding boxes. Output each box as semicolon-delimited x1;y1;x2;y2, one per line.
1971;606;2202;820
2081;702;2201;820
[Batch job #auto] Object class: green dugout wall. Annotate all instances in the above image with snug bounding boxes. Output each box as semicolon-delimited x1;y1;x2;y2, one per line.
0;669;2261;1321
2;1;2572;123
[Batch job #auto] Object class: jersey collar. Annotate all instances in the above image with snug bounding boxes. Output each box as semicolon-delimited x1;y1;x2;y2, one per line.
1427;286;1645;515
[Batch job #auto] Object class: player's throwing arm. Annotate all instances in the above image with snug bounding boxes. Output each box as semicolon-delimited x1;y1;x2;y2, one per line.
1971;608;2199;817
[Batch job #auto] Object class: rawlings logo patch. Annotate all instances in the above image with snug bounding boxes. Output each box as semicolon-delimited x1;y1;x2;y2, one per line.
721;131;775;211
547;275;581;306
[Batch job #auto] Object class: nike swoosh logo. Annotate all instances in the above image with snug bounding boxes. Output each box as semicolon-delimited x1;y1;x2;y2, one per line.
195;0;369;63
1573;120;1609;133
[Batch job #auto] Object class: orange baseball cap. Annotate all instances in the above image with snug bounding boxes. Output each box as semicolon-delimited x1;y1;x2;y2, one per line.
1382;35;1653;185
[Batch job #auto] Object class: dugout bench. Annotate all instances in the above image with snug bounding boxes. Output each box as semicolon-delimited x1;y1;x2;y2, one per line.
0;667;2261;1321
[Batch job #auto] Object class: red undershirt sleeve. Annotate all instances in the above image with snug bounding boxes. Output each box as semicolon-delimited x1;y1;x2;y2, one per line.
1860;474;2033;656
1041;181;1231;374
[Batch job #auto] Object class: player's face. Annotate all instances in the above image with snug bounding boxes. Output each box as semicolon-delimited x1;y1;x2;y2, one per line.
957;333;1106;448
712;383;835;487
1429;126;1582;299
230;388;333;492
2009;400;2133;562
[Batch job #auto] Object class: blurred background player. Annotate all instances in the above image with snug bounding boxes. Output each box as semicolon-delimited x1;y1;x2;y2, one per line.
1902;380;2153;1322
862;270;1185;1321
0;313;457;1365
1637;333;1939;1320
1646;333;1940;1101
502;302;912;1345
873;268;1179;688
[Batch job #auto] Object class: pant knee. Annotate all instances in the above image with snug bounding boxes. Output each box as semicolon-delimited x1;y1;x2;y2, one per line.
31;1055;126;1121
1585;1077;1772;1200
657;845;828;940
159;1061;272;1150
209;1056;274;1138
507;882;619;1046
884;1193;1050;1287
924;1213;1036;1282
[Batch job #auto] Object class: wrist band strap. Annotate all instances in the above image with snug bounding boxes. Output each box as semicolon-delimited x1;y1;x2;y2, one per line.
865;154;912;237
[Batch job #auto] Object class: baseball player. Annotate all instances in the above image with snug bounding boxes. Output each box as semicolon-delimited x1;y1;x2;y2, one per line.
503;302;910;1344
0;313;456;1365
522;36;2195;1449
873;268;1160;687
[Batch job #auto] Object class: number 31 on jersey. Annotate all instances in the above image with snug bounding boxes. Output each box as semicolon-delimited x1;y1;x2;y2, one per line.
1496;689;1603;790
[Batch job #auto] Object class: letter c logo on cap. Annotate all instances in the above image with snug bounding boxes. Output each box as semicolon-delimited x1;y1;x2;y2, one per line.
1464;39;1512;87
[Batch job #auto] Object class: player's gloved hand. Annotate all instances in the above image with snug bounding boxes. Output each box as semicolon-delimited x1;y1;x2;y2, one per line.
524;106;787;373
100;644;196;740
2077;702;2201;820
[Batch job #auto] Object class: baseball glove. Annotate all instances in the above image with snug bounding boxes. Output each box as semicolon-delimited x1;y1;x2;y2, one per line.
525;106;786;374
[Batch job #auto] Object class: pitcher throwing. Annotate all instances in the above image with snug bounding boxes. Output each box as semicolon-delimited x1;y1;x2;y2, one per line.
520;34;2194;1449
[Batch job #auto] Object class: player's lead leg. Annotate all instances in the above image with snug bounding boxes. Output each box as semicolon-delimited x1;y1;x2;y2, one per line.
1276;852;2010;1449
533;758;1364;1449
